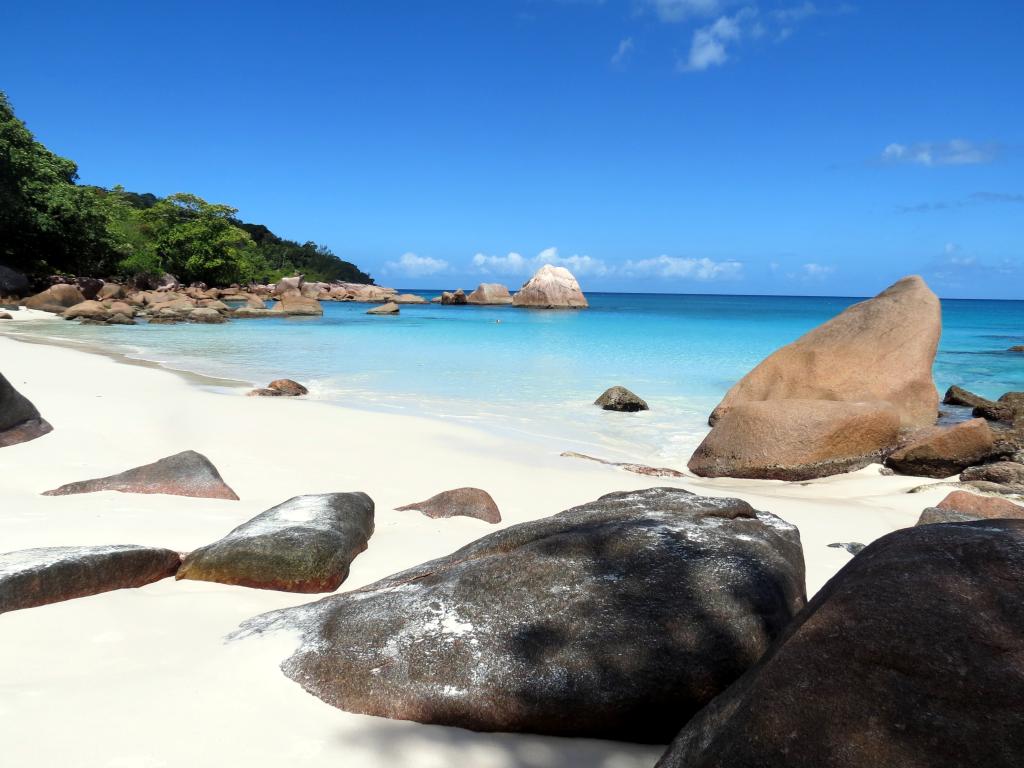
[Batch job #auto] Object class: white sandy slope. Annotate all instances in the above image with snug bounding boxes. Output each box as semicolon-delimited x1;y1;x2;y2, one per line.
0;332;952;768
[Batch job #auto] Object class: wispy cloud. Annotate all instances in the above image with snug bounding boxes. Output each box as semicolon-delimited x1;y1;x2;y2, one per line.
621;255;743;279
801;262;836;278
881;139;999;167
647;0;724;22
923;243;1022;291
384;252;449;277
679;14;744;71
896;190;1024;214
611;37;635;65
472;247;609;277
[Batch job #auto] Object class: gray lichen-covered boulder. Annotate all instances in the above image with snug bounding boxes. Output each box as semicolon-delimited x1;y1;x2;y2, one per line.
43;450;238;499
177;493;374;592
656;520;1024;768
0;372;53;448
886;418;995;478
689;399;900;481
233;488;805;741
594;386;649;412
396;487;501;524
0;545;182;614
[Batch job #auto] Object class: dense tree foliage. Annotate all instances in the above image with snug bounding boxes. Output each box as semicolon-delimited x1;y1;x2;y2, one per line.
0;92;372;287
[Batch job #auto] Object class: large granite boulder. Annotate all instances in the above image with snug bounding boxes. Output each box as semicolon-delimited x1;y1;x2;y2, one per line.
233;488;806;741
273;290;323;316
0;373;53;448
392;293;428;304
440;289;467;305
0;264;29;296
689;399;900;481
396;487;501;524
886;418;995;478
512;264;588;309
656;520;1024;768
916;490;1024;525
96;283;125;301
23;284;86;314
961;461;1024;486
594;386;649;412
272;275;304;296
0;545;181;613
466;283;513;305
367;301;399;315
177;493;374;592
43;450;238;499
709;276;940;428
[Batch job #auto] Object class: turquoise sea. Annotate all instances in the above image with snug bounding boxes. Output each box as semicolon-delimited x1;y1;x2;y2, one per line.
7;292;1023;464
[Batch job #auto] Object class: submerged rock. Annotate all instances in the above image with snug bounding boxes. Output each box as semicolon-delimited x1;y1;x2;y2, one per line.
709;276;940;428
512;265;588;309
466;283;513;305
886;418;995;478
177;493;374;592
0;372;53;448
43;450;238;500
234;488;805;741
689;399;900;481
594;386;649;412
656;520;1024;768
396;487;501;524
0;545;181;614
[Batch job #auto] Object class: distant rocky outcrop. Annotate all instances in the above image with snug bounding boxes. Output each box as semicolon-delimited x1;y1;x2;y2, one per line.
367;301;399;315
656;520;1024;768
177;493;374;592
440;289;467;305
43;450;238;500
594;386;649;412
512;265;588;309
23;284;86;314
1011;345;1024;352
916;490;1024;525
396;487;501;524
709;276;940;428
466;283;513;305
0;372;53;448
0;545;181;613
392;293;428;304
689;400;900;481
234;488;805;741
886;418;995;478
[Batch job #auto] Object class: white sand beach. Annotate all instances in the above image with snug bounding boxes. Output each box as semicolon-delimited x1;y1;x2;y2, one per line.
0;332;951;768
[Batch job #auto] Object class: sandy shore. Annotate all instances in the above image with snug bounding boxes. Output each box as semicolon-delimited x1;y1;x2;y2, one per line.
0;332;950;767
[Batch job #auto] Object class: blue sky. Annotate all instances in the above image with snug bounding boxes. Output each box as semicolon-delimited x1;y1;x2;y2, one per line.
2;1;1021;298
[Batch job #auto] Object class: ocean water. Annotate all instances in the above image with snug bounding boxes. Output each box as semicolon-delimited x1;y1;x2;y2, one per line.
6;293;1023;464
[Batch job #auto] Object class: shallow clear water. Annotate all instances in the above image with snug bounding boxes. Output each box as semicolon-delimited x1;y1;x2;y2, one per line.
6;292;1023;464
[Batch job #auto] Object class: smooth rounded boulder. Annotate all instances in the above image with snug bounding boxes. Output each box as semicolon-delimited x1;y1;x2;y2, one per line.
23;284;86;314
466;283;513;305
594;385;649;412
233;488;805;741
689;399;900;481
0;372;53;448
916;490;1024;524
0;545;181;613
656;520;1024;768
177;492;374;592
43;450;238;499
396;487;501;524
367;301;399;315
512;264;588;308
709;276;941;428
273;290;323;316
886;418;995;478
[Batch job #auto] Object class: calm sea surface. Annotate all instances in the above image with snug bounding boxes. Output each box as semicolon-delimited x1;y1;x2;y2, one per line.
7;292;1023;463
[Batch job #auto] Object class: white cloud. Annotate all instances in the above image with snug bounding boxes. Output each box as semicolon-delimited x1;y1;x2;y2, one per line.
611;37;634;65
622;255;743;280
679;12;745;72
773;2;818;23
801;263;836;278
384;252;449;277
472;247;609;277
648;0;723;22
881;139;997;167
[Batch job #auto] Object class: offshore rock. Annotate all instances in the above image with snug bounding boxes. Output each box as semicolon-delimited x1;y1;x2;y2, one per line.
234;488;805;741
466;283;513;305
594;386;649;412
177;493;374;592
512;265;588;309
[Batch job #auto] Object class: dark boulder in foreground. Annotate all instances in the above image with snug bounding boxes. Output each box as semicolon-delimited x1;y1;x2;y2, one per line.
689;399;899;481
0;545;181;613
656;520;1024;768
0;372;53;448
396;487;501;524
43;450;238;500
886;418;995;478
594;386;649;412
177;493;374;592
234;488;805;741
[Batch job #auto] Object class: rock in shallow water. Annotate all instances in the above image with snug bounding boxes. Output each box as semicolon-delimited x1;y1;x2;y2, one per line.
0;372;53;448
43;450;238;500
512;264;588;309
0;545;181;613
656;520;1024;768
396;487;501;524
233;487;805;741
177;493;374;592
594;386;649;412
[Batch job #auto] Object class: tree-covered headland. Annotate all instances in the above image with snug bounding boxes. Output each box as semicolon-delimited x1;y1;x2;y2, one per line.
0;92;372;287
